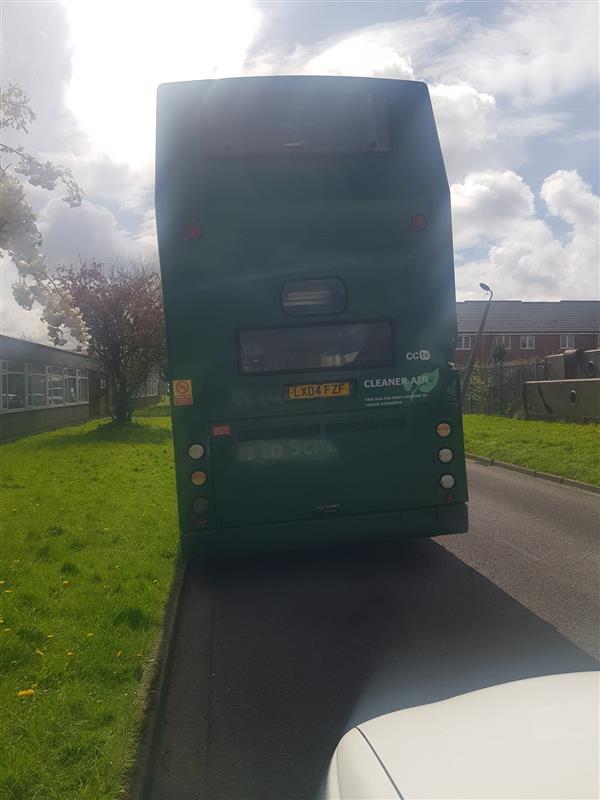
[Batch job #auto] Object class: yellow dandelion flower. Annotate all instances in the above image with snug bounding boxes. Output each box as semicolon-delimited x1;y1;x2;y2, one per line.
35;649;45;657
0;580;5;585
152;579;158;584
4;589;13;593
4;628;12;632
85;632;94;637
17;688;35;698
47;634;54;639
0;618;4;624
66;651;75;657
62;580;69;587
116;650;122;658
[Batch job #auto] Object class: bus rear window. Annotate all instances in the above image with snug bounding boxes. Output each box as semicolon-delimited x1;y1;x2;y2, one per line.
203;91;392;154
239;322;394;374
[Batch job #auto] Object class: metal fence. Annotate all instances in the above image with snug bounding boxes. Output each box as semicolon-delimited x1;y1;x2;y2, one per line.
460;361;547;417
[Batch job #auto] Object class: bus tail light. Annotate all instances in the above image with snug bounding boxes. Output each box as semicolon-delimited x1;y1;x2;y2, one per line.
436;422;451;438
192;497;209;514
438;448;453;463
410;213;428;231
440;474;455;490
185;223;203;240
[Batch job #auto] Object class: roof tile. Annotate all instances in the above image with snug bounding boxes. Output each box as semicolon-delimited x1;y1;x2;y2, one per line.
456;301;600;334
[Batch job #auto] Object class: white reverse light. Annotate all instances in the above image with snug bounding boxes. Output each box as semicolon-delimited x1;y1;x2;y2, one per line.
440;474;455;490
438;448;453;463
188;443;205;460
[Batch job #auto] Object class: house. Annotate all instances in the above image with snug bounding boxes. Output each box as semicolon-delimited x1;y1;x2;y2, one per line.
0;335;163;441
454;300;600;364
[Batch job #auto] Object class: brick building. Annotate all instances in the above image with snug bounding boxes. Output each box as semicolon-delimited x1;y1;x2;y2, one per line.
0;335;163;441
454;300;600;365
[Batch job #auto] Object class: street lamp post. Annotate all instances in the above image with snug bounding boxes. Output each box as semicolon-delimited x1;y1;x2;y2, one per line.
461;282;494;400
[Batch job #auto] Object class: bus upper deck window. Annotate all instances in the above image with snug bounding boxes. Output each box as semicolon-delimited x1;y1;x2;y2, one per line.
282;279;346;316
202;89;392;154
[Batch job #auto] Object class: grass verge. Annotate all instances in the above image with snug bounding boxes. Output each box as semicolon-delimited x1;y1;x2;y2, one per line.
463;414;600;486
0;417;177;800
134;399;171;418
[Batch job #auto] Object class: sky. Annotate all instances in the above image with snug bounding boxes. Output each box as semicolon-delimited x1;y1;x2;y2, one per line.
1;0;599;343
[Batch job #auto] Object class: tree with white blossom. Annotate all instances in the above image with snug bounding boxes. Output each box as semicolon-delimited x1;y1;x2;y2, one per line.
0;81;86;343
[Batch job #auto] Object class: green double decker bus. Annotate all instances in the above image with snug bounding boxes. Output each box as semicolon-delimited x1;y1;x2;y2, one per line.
155;75;468;560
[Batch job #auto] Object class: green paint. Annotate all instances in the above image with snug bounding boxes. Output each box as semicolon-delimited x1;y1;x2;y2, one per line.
155;76;468;558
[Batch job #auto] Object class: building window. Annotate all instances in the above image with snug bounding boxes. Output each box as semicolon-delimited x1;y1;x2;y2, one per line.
520;335;536;350
135;373;160;399
456;335;472;350
77;370;89;402
26;364;47;407
1;361;90;413
2;361;26;410
65;368;78;404
494;335;511;349
47;367;65;405
146;376;159;397
560;334;575;349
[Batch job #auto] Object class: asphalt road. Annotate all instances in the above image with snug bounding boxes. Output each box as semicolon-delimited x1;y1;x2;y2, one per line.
441;462;599;659
148;463;599;800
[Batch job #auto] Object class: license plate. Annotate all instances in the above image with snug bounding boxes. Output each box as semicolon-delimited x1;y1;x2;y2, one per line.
286;381;352;400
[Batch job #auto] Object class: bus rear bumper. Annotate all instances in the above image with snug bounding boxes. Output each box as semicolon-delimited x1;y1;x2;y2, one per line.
180;502;468;560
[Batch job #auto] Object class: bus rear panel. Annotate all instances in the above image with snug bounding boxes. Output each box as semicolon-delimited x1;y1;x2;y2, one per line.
155;76;468;559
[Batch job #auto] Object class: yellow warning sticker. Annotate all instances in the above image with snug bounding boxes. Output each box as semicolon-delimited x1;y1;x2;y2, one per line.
172;379;193;406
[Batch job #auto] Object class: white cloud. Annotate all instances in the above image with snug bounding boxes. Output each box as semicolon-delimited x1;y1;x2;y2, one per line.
135;207;158;253
57;153;153;212
498;111;570;139
452;169;600;300
64;0;262;168
540;171;600;292
430;84;566;182
37;197;156;266
248;14;463;78
451;170;534;250
427;1;600;106
304;35;414;79
425;0;464;15
0;259;50;343
429;83;498;179
541;170;599;231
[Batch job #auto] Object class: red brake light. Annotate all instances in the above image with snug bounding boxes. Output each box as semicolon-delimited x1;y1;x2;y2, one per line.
185;223;203;241
410;213;428;231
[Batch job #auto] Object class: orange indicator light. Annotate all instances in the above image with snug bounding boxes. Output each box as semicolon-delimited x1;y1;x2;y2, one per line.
191;470;207;487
